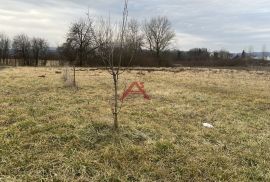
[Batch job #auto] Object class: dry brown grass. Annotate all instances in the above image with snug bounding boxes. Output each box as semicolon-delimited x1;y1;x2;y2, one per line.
0;67;269;181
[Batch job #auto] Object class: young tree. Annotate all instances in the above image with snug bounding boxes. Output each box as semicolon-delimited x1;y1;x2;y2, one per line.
0;33;10;65
13;34;31;66
143;16;175;66
90;0;135;129
31;37;49;66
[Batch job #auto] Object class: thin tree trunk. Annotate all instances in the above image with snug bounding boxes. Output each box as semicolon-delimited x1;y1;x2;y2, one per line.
157;50;161;66
79;49;83;66
36;58;39;67
73;65;76;87
113;73;118;129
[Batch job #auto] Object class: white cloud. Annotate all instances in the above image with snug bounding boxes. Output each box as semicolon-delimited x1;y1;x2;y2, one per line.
171;32;208;50
0;0;270;52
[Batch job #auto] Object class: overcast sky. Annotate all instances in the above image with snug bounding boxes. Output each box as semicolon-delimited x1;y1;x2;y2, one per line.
0;0;270;52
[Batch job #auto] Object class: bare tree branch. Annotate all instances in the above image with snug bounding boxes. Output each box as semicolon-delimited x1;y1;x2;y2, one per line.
89;0;134;129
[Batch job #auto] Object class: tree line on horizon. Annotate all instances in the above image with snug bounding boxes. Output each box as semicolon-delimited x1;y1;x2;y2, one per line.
0;33;49;66
0;16;269;67
57;16;177;67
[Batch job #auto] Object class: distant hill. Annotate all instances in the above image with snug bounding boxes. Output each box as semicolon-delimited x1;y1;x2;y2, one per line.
232;52;270;59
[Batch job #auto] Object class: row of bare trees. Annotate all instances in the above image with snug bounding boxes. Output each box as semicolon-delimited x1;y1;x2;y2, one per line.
0;33;11;65
0;33;49;66
58;14;175;67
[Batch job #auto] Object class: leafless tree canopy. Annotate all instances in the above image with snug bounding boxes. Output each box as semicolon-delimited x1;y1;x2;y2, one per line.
67;19;94;66
126;19;144;52
57;13;176;67
0;33;10;64
2;2;259;68
144;16;175;65
91;17;116;67
12;34;31;66
11;34;50;66
31;38;49;66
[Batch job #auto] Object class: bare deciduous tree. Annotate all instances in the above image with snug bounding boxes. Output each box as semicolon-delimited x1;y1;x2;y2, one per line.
67;19;93;66
126;19;144;52
31;38;49;66
144;16;175;66
90;0;134;129
13;34;31;66
0;33;10;65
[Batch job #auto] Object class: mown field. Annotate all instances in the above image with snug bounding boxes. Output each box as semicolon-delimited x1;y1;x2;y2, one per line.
0;67;269;181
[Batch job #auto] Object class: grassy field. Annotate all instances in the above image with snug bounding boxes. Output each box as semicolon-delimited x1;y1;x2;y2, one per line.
0;67;269;181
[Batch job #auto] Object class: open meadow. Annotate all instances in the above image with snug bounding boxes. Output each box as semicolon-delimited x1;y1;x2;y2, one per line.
0;67;269;181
